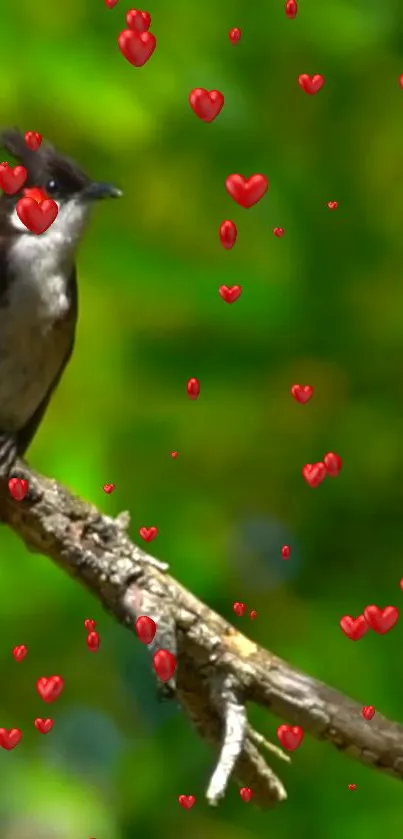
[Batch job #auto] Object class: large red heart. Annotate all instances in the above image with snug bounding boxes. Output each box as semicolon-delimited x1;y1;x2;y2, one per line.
0;164;27;195
302;462;326;487
219;285;242;303
34;718;54;734
178;795;196;809
276;725;304;751
189;89;224;122
0;728;22;750
340;614;369;640
118;29;156;66
363;605;399;634
225;174;268;208
16;197;58;234
36;675;64;703
298;74;324;95
139;526;158;542
291;384;313;404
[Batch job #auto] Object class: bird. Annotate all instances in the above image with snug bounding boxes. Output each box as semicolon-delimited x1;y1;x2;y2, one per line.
0;128;122;477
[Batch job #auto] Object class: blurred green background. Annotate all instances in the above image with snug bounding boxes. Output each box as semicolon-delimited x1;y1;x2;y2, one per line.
1;0;403;836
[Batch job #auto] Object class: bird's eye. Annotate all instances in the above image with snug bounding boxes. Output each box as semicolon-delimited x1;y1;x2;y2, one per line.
46;179;59;195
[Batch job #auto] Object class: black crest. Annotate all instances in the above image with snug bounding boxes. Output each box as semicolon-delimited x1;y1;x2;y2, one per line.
0;128;90;196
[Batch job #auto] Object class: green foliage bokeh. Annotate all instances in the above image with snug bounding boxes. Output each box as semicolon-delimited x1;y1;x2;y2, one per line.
1;0;403;836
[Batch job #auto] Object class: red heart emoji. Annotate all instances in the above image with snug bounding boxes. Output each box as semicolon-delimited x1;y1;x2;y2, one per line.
228;28;241;44
276;724;304;751
36;675;64;703
87;631;100;652
118;30;156;67
348;784;356;791
171;451;178;458
187;377;200;399
12;644;28;661
249;609;258;619
135;615;157;644
105;0;119;6
285;0;298;17
225;174;268;208
126;8;151;31
0;163;27;194
239;787;253;801
103;483;115;494
219;285;242;303
139;526;158;542
0;728;22;750
153;649;177;681
298;74;324;95
339;614;369;640
24;131;42;151
233;601;246;616
362;705;375;720
34;718;54;734
324;452;342;476
363;605;399;634
178;794;196;809
16;197;58;234
23;187;49;203
84;619;96;631
291;384;313;404
302;462;326;487
219;220;237;249
8;477;29;501
273;227;284;237
281;545;291;559
189;88;224;123
328;201;338;209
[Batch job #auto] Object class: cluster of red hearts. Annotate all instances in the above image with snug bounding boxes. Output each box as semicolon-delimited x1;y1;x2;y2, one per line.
0;673;64;751
232;601;257;619
340;604;399;639
0;131;59;235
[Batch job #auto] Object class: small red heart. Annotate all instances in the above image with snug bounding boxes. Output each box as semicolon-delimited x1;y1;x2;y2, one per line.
302;462;326;487
249;609;258;620
0;163;27;194
239;787;253;802
126;8;151;31
399;74;403;89
273;227;284;237
178;794;196;809
36;675;64;703
285;0;298;17
139;526;158;542
219;220;237;249
24;131;42;151
277;724;304;751
0;728;22;750
84;619;96;631
105;0;119;6
298;74;324;95
118;29;156;67
23;187;48;203
348;784;356;791
225;174;268;208
363;605;399;635
87;631;100;652
281;545;290;559
328;201;338;209
219;285;242;303
103;483;115;494
324;452;342;476
34;718;53;734
189;89;224;123
16;197;58;234
233;601;246;616
339;614;369;641
291;384;313;404
187;377;200;399
135;615;157;644
153;649;176;682
12;645;27;662
229;28;241;43
171;451;178;458
8;477;29;501
362;705;375;720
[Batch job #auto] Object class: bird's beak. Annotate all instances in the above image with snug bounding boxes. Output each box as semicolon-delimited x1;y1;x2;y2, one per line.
83;181;123;200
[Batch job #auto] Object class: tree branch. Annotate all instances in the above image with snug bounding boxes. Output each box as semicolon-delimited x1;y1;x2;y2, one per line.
1;463;403;807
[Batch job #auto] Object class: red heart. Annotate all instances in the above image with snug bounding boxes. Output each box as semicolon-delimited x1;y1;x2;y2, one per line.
291;384;313;404
276;724;304;751
363;605;399;634
285;0;298;17
103;483;115;494
8;477;29;501
362;705;375;720
153;649;176;681
239;787;253;801
0;164;27;195
302;462;326;487
249;609;258;620
105;0;119;6
324;452;342;476
281;545;290;559
233;601;246;616
24;131;42;151
273;227;284;237
118;30;156;67
126;9;151;31
339;614;369;640
228;28;241;44
0;728;22;750
84;619;96;631
187;377;200;399
178;794;196;809
189;89;224;123
87;631;100;652
348;784;356;791
225;174;268;208
400;74;403;89
16;197;58;234
135;615;157;644
328;201;338;210
298;74;324;95
12;644;28;661
36;675;64;703
219;220;237;249
171;451;178;458
139;526;158;542
34;718;53;734
219;285;242;303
